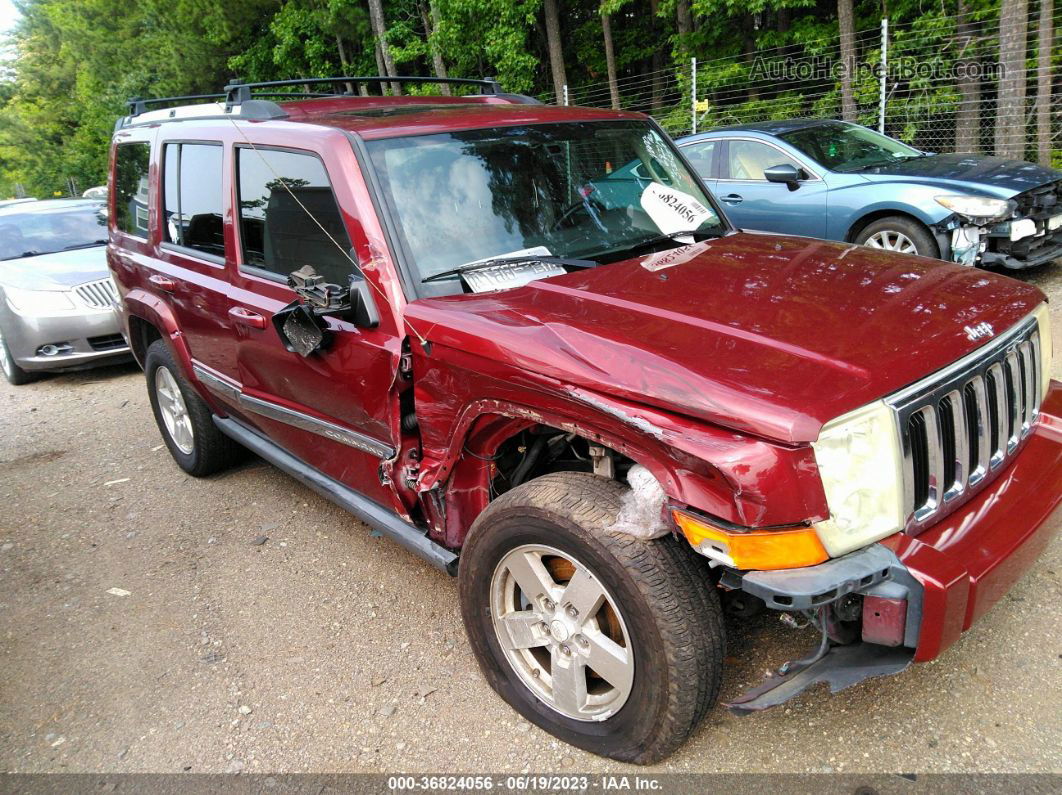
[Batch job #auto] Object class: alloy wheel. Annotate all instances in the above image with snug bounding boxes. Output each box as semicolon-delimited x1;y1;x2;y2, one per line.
154;365;194;455
489;544;635;721
864;229;918;254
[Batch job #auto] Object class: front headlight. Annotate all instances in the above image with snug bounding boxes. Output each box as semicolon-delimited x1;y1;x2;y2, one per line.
4;285;76;313
811;400;905;557
1034;302;1053;403
935;194;1014;222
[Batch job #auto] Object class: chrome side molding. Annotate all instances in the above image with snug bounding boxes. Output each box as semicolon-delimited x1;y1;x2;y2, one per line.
192;363;395;459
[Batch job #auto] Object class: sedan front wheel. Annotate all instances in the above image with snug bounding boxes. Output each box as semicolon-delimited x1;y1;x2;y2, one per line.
854;215;939;259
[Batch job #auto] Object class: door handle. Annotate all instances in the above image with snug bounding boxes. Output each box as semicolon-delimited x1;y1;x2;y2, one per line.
149;274;177;292
721;193;744;205
228;306;268;330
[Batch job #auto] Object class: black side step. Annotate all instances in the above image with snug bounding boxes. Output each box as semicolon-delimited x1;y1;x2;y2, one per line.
214;416;458;575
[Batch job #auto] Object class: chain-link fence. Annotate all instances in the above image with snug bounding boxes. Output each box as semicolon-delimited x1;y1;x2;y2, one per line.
546;8;1061;166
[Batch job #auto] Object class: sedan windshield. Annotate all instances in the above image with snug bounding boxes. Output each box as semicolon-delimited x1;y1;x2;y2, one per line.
0;204;107;261
779;122;923;173
365;121;725;295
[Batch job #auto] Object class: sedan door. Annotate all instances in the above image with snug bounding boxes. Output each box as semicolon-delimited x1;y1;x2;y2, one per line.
716;138;829;239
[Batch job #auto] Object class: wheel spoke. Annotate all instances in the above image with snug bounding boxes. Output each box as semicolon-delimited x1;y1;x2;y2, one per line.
175;418;193;450
550;649;587;715
583;629;633;692
505;550;559;604
560;569;606;626
498;611;549;650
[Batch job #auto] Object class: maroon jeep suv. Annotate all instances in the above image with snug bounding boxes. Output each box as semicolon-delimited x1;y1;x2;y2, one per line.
108;77;1061;764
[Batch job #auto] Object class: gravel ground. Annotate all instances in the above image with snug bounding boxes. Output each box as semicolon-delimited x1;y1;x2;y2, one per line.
1;265;1060;776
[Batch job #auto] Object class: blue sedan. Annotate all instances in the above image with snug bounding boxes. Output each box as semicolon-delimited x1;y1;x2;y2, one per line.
677;120;1062;269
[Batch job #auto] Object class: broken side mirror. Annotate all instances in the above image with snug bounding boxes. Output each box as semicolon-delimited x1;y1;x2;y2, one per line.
272;263;380;357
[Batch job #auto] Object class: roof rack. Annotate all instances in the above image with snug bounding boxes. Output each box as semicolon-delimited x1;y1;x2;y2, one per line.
126;93;225;116
221;75;504;108
118;75;519;130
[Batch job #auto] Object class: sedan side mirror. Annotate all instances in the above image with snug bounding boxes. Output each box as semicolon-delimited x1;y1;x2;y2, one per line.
764;164;803;191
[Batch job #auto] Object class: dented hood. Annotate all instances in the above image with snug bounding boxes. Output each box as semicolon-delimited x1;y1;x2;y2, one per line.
404;232;1045;444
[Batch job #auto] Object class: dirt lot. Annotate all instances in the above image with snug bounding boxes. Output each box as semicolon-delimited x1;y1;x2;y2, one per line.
1;265;1061;776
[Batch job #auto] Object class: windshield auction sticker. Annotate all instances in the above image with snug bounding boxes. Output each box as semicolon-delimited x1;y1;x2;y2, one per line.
463;260;566;293
640;183;713;235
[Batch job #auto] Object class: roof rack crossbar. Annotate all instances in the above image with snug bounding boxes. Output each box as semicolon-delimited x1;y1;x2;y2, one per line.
127;93;226;117
222;75;503;108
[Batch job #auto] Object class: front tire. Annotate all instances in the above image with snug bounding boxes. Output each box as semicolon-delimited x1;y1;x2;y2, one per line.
145;339;241;476
854;215;939;259
0;324;40;386
458;472;724;764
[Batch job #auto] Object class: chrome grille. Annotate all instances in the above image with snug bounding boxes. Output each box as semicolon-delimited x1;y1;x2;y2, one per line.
887;316;1041;532
74;278;118;309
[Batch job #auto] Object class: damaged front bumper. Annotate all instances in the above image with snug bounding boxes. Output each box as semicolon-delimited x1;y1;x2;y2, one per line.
724;382;1062;714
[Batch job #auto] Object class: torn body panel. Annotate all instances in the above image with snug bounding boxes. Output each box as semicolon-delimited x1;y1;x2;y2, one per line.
408;340;830;547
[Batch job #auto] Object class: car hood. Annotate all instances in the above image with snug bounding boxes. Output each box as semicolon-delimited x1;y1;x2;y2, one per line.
859;153;1061;197
406;233;1046;444
0;246;109;290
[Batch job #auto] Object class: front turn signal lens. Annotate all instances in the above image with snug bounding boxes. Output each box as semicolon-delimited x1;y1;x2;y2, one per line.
673;510;829;571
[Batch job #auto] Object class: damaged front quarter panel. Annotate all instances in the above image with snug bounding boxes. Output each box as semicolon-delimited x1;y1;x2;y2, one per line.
407;340;830;547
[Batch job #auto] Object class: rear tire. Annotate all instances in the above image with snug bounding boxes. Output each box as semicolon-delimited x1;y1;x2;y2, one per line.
458;472;724;764
144;339;241;476
854;215;939;259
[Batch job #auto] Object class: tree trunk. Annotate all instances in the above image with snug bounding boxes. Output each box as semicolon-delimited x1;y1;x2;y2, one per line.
543;0;568;104
837;0;857;121
650;0;663;113
995;0;1028;159
367;0;402;95
420;0;451;96
372;39;387;94
676;0;692;38
335;36;357;96
954;0;982;152
1036;0;1054;165
601;9;621;110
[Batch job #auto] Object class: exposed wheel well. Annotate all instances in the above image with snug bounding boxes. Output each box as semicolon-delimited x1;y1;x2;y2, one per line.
436;416;640;548
489;426;634;498
127;315;162;369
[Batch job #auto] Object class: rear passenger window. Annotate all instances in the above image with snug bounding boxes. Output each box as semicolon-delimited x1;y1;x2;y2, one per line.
236;147;353;284
113;143;150;237
162;143;224;258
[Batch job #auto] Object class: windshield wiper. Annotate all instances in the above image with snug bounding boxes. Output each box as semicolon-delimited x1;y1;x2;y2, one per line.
598;228;721;258
63;240;108;250
848;154;923;173
422;255;598;284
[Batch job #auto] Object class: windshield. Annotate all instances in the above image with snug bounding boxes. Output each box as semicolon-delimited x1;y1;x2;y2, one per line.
779;122;922;173
365;120;725;295
0;204;107;261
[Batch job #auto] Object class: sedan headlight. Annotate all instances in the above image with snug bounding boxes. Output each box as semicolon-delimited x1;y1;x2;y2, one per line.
1034;302;1053;403
935;194;1014;223
4;285;76;313
811;400;905;557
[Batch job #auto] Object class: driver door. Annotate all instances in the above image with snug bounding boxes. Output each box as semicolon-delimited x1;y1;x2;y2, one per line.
716;138;828;238
228;143;398;506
